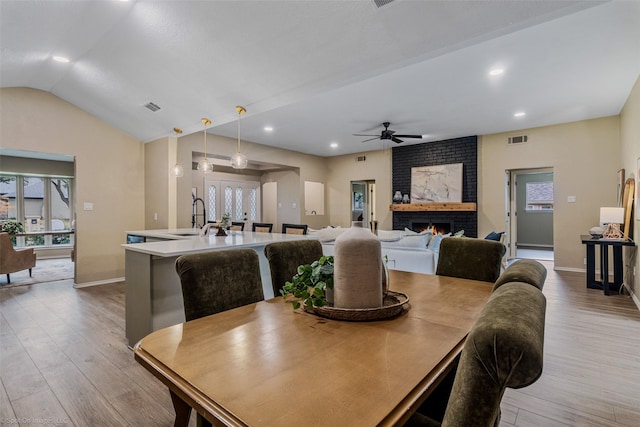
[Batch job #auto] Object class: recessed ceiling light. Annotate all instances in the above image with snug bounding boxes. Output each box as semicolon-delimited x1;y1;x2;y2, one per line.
264;126;273;132
489;68;504;76
514;111;526;117
330;142;338;148
53;56;70;63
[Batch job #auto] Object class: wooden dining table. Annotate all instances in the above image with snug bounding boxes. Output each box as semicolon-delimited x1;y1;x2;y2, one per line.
134;270;494;427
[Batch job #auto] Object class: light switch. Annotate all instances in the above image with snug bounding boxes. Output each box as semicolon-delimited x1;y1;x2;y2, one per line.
83;202;93;211
278;203;282;208
567;196;576;203
292;202;297;209
154;212;158;221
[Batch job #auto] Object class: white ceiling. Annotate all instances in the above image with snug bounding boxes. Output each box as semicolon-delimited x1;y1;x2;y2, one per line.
1;0;639;158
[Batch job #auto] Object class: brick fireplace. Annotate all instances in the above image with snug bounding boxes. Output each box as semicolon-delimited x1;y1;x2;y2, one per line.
391;136;478;237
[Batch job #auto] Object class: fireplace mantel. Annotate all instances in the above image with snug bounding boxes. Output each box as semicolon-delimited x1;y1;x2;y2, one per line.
389;202;477;212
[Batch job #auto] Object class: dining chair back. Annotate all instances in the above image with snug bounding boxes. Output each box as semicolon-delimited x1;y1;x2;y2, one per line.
230;221;245;231
175;248;264;321
281;223;308;235
407;281;546;427
435;238;506;282
252;222;273;233
493;259;547;291
264;240;323;297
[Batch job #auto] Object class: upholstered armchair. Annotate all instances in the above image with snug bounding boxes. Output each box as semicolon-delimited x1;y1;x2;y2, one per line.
435;237;506;282
406;281;547;427
0;232;36;284
264;240;323;297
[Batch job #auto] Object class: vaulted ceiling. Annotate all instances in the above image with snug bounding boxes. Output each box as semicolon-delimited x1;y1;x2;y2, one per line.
1;1;639;157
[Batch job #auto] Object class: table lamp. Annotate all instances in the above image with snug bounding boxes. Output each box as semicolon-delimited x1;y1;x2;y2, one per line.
600;207;624;239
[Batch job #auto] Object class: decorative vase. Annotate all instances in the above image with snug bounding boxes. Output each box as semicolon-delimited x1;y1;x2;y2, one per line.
333;221;383;309
216;227;227;236
393;191;403;203
402;194;410;204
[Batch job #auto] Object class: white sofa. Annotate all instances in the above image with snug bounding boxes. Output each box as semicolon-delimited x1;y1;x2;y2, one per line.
314;227;447;275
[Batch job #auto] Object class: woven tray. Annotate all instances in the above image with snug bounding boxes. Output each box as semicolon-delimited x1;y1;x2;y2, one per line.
303;291;409;321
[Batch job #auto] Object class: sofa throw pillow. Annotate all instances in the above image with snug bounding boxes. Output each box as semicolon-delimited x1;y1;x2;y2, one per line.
377;230;404;242
485;231;504;241
427;233;451;252
381;234;431;249
316;227;347;242
403;227;432;236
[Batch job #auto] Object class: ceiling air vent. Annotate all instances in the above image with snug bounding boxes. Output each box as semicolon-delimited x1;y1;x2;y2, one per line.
508;135;528;145
144;102;161;112
356;155;367;162
372;0;395;8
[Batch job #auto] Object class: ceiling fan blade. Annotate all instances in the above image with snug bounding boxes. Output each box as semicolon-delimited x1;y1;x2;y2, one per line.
361;137;381;143
394;134;423;139
353;133;379;137
392;137;404;144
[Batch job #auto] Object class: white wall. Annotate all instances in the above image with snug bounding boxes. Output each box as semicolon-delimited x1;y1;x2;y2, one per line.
0;88;145;285
326;150;393;229
480;116;621;271
620;75;640;300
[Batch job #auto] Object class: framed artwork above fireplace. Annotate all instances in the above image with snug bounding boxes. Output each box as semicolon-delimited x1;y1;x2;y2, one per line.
410;163;463;203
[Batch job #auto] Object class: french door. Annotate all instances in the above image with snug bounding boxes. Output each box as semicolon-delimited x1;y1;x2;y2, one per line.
204;179;261;227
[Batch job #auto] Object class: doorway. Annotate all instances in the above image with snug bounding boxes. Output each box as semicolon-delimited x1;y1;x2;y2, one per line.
350;180;376;225
204;179;261;229
506;168;554;262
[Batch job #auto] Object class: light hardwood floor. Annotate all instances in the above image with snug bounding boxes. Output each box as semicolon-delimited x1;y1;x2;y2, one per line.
1;262;639;426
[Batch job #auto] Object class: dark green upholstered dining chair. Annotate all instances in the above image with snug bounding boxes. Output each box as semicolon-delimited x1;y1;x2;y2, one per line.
493;259;547;291
435;237;506;282
175;248;264;321
264;240;323;297
406;281;547;427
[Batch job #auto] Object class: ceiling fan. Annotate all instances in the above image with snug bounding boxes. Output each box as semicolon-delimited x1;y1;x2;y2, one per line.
354;122;424;144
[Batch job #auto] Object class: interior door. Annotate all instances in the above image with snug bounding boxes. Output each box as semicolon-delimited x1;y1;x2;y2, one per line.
205;179;261;228
350;180;376;225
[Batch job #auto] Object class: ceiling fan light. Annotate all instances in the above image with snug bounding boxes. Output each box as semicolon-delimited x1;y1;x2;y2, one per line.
231;152;248;169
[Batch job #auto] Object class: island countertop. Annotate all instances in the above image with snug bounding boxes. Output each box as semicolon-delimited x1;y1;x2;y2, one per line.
122;228;318;345
122;229;316;257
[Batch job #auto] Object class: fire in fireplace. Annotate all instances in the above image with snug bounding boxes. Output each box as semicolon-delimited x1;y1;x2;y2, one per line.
410;221;453;235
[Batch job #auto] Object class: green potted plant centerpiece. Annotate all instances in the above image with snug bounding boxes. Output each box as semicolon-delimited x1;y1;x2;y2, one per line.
216;213;231;236
280;255;334;309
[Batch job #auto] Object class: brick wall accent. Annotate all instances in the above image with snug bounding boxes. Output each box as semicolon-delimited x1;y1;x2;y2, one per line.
391;136;478;237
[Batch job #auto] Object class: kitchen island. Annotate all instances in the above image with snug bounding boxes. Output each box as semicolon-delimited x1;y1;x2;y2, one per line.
122;229;315;346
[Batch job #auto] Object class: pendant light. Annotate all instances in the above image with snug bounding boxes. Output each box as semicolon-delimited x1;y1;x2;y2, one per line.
197;118;213;174
170;127;184;178
230;105;248;169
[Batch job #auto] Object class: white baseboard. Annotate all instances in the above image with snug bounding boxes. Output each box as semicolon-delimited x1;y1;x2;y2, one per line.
553;266;586;273
73;277;125;288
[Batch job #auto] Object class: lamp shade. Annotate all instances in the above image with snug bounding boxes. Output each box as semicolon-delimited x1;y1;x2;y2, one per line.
600;207;624;225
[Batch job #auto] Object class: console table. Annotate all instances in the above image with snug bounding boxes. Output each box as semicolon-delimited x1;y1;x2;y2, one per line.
580;235;635;295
